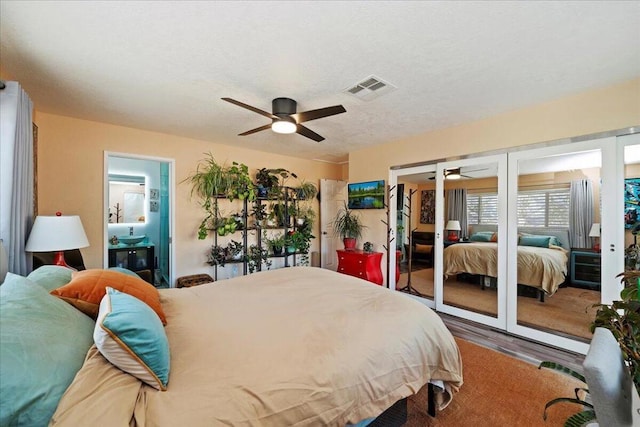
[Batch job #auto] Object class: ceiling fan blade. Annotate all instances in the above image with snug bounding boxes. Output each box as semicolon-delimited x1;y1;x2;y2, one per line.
222;98;277;120
238;124;272;136
293;105;346;123
296;124;325;142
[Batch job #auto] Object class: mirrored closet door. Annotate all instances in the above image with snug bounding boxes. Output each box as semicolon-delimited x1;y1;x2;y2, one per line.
507;137;618;354
434;154;508;329
389;164;438;305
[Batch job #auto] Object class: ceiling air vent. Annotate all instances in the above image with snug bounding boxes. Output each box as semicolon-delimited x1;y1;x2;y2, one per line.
344;75;397;101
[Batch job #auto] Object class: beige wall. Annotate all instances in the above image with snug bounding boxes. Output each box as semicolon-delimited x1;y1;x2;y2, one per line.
350;77;640;281
34;113;343;278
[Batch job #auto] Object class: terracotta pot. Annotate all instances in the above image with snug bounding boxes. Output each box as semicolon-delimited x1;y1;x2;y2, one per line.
343;237;357;250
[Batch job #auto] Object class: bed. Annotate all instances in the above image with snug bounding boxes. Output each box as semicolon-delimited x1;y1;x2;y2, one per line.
1;266;463;427
443;227;569;296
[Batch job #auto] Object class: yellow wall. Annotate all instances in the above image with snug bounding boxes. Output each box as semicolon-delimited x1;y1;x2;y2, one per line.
34;113;343;278
350;77;640;281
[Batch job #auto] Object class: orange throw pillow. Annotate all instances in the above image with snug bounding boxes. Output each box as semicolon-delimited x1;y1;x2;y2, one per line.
50;269;167;325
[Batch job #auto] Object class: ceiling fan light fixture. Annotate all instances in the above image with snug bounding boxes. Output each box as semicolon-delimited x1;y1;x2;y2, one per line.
272;117;297;134
445;168;461;180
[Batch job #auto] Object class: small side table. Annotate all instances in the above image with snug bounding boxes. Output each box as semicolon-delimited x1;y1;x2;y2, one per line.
570;249;601;289
337;250;383;285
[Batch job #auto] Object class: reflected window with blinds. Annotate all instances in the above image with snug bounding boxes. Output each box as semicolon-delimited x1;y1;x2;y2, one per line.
467;192;498;225
517;188;570;227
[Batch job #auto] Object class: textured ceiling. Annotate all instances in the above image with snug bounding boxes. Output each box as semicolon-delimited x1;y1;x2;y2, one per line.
1;1;638;163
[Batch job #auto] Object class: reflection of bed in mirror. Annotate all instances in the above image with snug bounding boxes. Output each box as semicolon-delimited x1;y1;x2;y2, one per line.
443;226;569;301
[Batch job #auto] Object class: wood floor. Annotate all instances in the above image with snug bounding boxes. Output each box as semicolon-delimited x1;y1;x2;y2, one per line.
439;312;586;373
397;265;588;372
398;267;599;340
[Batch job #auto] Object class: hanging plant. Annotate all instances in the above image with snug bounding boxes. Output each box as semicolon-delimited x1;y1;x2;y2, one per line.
184;153;255;240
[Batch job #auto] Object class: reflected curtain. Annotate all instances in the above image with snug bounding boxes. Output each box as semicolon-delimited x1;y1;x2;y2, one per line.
569;179;594;248
0;82;34;276
446;189;468;240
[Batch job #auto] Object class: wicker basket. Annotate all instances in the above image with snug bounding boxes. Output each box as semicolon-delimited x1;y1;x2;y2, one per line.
176;274;214;288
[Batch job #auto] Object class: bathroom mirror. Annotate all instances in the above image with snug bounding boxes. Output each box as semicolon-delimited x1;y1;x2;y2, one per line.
108;174;146;224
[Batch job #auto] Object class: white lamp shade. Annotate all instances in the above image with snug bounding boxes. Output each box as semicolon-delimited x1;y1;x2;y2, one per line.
445;220;461;231
25;215;89;252
589;223;601;238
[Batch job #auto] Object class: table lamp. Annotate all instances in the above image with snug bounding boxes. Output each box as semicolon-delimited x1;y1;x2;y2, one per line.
445;220;461;242
589;223;600;252
25;212;89;269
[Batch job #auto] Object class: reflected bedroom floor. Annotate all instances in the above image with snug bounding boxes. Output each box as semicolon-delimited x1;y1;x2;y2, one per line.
396;267;599;341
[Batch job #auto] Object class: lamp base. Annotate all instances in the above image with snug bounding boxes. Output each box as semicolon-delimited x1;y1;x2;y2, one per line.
447;232;459;242
52;251;77;271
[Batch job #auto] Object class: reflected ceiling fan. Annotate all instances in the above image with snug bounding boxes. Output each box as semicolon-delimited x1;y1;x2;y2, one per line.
222;97;346;142
428;167;489;180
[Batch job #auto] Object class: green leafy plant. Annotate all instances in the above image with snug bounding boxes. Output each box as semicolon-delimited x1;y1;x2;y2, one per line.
538;362;595;426
247;243;271;273
255;167;298;199
331;202;365;240
226;161;256;202
207;244;228;267
226;240;244;260
265;233;285;255
591;270;640;392
184;154;254;239
541;270;640;425
214;216;241;236
295;181;317;201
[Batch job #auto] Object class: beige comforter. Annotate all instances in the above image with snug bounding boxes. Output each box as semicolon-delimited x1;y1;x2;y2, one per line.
443;242;568;295
51;267;462;426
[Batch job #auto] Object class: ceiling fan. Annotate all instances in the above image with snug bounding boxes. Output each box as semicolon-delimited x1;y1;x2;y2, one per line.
222;97;346;142
428;167;489;180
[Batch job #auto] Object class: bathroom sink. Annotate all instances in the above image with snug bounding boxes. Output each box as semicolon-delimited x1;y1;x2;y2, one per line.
118;235;146;245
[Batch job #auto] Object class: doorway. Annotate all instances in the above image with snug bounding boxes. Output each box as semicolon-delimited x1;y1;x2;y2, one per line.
103;152;175;288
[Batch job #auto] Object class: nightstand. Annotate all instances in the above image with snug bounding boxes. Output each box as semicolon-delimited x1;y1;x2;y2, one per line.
570;249;601;289
337;250;383;285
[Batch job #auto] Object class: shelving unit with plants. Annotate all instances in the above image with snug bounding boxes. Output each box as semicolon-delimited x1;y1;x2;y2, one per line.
185;155;317;279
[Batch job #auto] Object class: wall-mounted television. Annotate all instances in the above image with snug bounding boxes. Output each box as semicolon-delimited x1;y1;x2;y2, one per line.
348;180;385;209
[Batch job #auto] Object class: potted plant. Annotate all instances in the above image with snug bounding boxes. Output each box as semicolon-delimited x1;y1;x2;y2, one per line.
247;243;271;273
255;168;298;199
255;168;278;198
331;202;365;250
225;161;256;202
266;233;285;255
591;270;640;390
207;244;228;267
184;153;227;239
226;240;244;261
251;201;268;228
295;180;318;201
540;270;640;425
185;154;254;239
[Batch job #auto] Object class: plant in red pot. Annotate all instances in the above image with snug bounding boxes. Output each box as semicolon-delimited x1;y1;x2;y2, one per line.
332;202;365;250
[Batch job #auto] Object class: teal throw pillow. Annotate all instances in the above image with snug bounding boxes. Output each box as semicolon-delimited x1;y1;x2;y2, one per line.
469;232;492;242
27;265;73;291
0;273;95;426
519;235;552;248
94;287;170;390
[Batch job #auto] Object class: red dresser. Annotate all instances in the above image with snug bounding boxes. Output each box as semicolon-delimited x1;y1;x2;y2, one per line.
337;250;383;285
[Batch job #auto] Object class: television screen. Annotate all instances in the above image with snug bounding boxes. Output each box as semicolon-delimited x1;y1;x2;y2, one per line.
348;180;385;209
